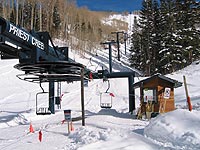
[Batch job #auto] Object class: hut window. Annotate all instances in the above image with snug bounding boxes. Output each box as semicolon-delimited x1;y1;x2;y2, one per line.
143;88;157;103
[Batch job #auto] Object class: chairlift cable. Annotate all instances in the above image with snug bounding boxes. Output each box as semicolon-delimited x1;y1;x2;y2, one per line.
94;62;100;72
105;80;110;93
86;57;93;67
86;57;101;73
39;81;45;93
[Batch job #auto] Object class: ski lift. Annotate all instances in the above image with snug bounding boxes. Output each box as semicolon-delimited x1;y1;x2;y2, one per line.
100;80;114;109
36;82;51;115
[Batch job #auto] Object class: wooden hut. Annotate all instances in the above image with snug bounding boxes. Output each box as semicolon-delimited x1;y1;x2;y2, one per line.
133;74;182;119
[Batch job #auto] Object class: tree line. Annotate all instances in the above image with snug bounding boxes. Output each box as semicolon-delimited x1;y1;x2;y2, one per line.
0;0;127;54
129;0;200;75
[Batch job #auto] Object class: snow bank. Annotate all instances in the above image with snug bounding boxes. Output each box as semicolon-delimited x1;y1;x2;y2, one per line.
144;109;200;150
68;126;109;149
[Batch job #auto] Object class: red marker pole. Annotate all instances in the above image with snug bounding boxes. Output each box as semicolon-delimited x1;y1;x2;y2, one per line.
183;76;192;111
39;130;42;142
29;122;34;133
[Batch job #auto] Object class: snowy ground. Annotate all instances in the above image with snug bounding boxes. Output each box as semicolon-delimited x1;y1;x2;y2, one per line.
1;14;200;150
1;45;200;150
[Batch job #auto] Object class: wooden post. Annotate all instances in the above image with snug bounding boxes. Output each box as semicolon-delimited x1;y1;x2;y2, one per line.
183;76;189;99
67;122;70;134
183;76;192;111
81;68;85;126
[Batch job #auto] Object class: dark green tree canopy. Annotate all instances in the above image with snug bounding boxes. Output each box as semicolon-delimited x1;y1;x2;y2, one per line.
129;0;200;75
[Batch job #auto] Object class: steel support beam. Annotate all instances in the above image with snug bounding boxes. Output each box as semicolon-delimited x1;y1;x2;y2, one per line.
128;75;135;112
49;80;55;114
81;68;85;126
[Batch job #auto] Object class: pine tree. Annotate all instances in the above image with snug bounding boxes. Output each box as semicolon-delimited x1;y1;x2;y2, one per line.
159;0;180;74
10;10;16;24
53;0;61;37
129;16;142;71
130;0;161;75
138;0;155;75
130;0;200;75
175;0;200;65
23;1;32;30
151;0;161;74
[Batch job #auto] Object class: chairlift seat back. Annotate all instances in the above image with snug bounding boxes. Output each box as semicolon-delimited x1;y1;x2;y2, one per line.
100;92;112;109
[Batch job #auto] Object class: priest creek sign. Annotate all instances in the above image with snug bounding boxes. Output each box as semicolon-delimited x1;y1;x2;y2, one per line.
9;24;44;50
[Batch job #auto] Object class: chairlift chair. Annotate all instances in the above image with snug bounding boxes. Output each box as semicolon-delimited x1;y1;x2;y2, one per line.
100;92;112;109
99;79;113;109
36;91;51;115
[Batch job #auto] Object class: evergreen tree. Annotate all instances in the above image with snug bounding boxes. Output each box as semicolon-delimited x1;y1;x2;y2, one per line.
130;0;200;75
23;1;32;30
151;0;161;74
129;16;142;71
175;0;200;65
130;0;161;75
138;0;154;75
53;0;61;37
10;10;16;24
159;0;180;74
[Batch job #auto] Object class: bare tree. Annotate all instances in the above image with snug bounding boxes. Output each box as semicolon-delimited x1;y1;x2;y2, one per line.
30;0;35;30
39;1;42;31
16;0;19;25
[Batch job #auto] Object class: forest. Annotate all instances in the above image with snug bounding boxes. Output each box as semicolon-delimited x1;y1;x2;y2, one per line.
0;0;128;55
130;0;200;75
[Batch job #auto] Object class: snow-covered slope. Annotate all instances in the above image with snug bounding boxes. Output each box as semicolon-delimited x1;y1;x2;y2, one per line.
168;61;200;106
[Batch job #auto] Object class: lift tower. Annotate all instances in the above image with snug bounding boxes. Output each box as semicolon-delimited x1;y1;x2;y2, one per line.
111;31;124;61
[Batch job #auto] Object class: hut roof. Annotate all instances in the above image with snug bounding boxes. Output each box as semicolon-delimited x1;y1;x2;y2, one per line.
133;74;182;89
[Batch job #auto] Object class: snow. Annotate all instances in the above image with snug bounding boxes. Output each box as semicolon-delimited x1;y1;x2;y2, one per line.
1;13;200;150
144;109;200;150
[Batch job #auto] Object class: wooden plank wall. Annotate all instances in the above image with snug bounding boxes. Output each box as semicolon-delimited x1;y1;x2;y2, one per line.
139;77;175;114
157;85;175;112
